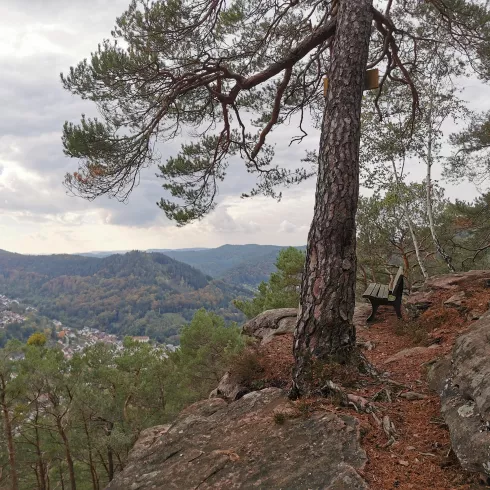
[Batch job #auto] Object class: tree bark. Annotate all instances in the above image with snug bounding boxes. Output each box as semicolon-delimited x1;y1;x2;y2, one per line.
291;0;373;396
0;375;19;490
391;160;429;280
34;406;47;490
425;99;456;272
106;422;114;482
56;417;76;490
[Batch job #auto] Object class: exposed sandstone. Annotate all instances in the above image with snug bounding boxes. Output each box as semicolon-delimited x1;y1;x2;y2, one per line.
429;310;490;478
106;388;367;489
241;308;298;343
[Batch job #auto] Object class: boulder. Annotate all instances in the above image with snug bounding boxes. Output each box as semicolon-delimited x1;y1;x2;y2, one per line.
106;388;367;489
242;308;298;343
467;310;481;321
353;302;372;328
209;372;249;401
404;291;433;319
384;346;437;365
430;310;490;478
443;291;467;311
424;270;490;291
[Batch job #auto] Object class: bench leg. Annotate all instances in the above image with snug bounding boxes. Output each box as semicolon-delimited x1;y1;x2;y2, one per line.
366;300;379;323
394;301;402;319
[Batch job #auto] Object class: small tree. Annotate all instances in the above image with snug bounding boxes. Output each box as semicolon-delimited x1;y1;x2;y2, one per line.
234;247;305;318
448;111;490;190
27;332;47;347
171;309;244;403
444;193;490;269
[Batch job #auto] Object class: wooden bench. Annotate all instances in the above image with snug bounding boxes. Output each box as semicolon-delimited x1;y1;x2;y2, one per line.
362;266;404;322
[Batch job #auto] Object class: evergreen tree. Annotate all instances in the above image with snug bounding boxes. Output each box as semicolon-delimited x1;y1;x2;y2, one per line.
234;247;305;318
171;309;244;404
448;112;490;189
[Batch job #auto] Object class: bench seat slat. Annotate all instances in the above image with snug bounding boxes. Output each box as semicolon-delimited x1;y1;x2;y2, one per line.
363;283;377;297
378;284;389;300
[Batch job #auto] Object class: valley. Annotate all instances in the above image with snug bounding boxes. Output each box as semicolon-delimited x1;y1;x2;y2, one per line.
0;245;291;344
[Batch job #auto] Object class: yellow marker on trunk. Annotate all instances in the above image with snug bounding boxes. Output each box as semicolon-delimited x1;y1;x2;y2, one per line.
323;68;379;96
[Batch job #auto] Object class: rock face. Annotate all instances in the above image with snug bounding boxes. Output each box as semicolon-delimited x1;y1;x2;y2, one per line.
383;346;437;365
241;308;298;343
106;388;367;490
429;311;490;478
404;291;433;319
425;270;490;291
443;290;467;311
209;372;248;401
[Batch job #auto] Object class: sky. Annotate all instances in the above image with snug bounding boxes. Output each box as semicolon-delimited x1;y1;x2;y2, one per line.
0;0;489;255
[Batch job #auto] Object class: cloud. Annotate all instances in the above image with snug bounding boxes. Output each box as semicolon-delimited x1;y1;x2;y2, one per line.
278;220;297;233
278;219;309;234
0;0;488;255
206;206;261;234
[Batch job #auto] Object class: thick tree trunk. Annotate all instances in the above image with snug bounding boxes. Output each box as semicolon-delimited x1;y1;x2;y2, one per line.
291;0;373;396
0;376;19;490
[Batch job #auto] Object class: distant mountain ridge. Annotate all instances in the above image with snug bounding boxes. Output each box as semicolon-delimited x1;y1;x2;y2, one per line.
0;249;247;343
76;244;306;288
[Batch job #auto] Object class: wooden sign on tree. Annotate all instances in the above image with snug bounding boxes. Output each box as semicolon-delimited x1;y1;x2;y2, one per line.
323;68;379;95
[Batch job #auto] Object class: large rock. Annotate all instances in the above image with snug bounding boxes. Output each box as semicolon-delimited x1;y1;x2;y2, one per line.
106;388;367;490
209;372;249;401
404;291;433;319
443;290;467;311
242;308;298;343
429;310;490;478
424;270;490;291
383;346;438;365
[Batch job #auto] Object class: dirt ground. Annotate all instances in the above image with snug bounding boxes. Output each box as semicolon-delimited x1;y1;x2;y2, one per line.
252;281;490;490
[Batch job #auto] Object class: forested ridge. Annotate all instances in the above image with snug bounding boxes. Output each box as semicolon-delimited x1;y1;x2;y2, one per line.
0;250;249;343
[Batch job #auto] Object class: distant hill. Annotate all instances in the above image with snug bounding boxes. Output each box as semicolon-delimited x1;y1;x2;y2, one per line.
79;247;210;258
0;249;248;344
75;244;306;288
163;244;306;287
162;244;285;277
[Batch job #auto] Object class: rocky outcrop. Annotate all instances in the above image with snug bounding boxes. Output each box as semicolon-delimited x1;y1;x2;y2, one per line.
404;291;433;319
428;311;490;478
384;346;439;365
209;372;248;401
443;290;467;312
241;308;298;343
405;271;490;319
425;270;490;291
242;304;372;344
106;388;367;489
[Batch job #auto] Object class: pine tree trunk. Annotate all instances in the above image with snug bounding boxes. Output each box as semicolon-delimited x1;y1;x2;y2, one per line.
0;375;19;490
57;418;76;490
291;0;373;396
34;407;47;490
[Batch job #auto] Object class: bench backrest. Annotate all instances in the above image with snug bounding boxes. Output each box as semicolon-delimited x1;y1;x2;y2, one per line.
390;266;404;297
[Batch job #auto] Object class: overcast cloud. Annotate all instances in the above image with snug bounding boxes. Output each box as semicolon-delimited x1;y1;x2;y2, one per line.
0;0;489;255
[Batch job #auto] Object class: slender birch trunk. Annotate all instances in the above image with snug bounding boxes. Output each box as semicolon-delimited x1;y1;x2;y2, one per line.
391;160;429;280
425;98;456;272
